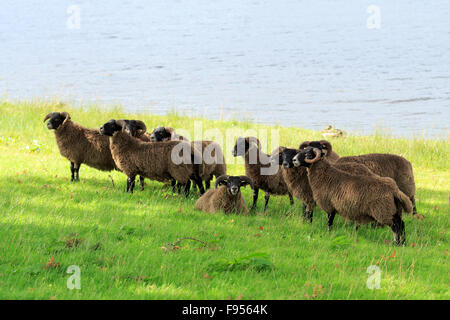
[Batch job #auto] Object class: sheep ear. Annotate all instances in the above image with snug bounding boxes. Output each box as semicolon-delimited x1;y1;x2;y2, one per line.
299;141;310;150
215;175;229;188
43;112;56;122
239;176;254;189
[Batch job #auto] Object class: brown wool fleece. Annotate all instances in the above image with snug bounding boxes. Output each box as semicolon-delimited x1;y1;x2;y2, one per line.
109;131;201;184
53;117;117;171
279;149;339;212
243;141;289;196
307;158;413;226
335;153;416;199
195;185;248;214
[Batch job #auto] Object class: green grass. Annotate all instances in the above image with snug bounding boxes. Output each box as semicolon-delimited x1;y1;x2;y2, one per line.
0;99;448;300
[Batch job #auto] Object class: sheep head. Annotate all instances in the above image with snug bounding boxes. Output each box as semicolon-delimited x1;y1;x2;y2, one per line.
215;175;254;195
273;147;300;169
43;112;70;130
150;127;173;142
231;136;261;157
293;146;322;167
299;140;333;156
100;119;125;136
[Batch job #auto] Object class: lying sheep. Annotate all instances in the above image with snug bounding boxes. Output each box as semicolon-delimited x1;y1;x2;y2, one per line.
300;140;418;214
195;175;253;214
149;126;226;190
44;112;117;181
270;145;338;222
99;119;204;195
232;137;293;211
293;146;412;245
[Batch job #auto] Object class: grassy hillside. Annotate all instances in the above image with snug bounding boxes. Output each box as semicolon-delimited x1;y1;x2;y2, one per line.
0;99;448;299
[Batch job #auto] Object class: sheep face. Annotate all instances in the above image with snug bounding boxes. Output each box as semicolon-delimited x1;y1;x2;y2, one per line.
231;137;250;157
150;127;171;142
100;120;122;136
293;146;324;167
280;148;299;169
216;175;254;196
44;112;68;130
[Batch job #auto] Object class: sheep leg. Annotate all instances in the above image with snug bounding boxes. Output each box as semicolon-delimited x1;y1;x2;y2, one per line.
302;204;307;219
327;210;336;231
391;213;406;246
194;176;205;195
410;196;418;215
126;175;136;193
177;182;182;193
139;176;145;191
288;193;294;206
70;162;75;182
205;179;211;190
263;192;270;212
251;187;259;210
171;180;177;193
184;180;191;197
74;163;80;181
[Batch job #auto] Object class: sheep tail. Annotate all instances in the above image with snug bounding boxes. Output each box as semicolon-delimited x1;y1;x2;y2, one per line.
394;190;413;215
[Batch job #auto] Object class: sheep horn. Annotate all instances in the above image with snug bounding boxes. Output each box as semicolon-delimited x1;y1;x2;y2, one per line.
215;175;229;188
304;147;321;164
43;112;56;122
239;176;254;189
60;112;70;120
318;140;332;155
134;120;147;133
114;120;127;129
299;141;310;150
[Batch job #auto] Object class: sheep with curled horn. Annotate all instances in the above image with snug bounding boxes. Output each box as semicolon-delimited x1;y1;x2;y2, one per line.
273;144;391;225
100;119;205;196
149;126;227;191
232;136;293;211
195;175;253;214
43;111;117;182
293;146;412;245
300;140;418;215
270;143;340;222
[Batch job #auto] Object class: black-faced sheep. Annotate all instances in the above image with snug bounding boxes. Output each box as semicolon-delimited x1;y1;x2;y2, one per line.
195;175;253;214
44;112;117;181
99;120;204;195
293;146;412;245
232;137;293;211
300;140;418;215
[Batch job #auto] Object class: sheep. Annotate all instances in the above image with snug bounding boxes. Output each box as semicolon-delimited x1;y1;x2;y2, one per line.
195;175;253;214
149;126;227;191
271;147;320;222
43;111;117;181
293;146;412;245
300;140;418;215
99;119;205;195
232;137;293;211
